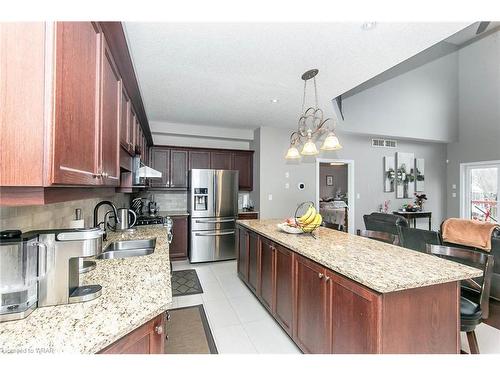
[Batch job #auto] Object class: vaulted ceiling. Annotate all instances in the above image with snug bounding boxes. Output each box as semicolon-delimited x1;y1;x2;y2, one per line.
124;22;469;131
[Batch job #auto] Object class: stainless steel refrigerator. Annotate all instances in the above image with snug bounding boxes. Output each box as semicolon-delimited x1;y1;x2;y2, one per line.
189;169;238;263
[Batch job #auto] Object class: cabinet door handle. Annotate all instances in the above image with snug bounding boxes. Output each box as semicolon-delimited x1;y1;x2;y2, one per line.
325;275;331;282
155;325;163;335
165;311;171;321
318;273;324;279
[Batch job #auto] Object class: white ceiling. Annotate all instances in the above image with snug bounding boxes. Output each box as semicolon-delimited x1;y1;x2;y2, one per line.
124;22;469;131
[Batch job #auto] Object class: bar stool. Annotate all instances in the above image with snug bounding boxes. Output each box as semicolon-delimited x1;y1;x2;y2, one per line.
357;229;399;245
425;244;494;354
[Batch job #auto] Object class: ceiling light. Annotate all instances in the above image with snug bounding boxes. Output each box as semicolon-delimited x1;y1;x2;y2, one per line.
270;99;279;103
321;132;343;151
330;162;345;166
362;22;377;30
284;69;343;160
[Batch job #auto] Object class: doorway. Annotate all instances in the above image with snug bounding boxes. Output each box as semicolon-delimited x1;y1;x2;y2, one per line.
315;159;355;233
460;160;500;223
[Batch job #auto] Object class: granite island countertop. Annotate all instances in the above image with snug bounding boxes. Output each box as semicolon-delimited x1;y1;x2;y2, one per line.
237;219;483;294
0;225;172;354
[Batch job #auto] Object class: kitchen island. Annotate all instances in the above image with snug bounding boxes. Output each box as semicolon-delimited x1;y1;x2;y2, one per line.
0;226;171;354
236;219;483;354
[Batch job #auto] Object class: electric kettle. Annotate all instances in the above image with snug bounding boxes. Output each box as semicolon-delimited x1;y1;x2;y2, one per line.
115;208;137;231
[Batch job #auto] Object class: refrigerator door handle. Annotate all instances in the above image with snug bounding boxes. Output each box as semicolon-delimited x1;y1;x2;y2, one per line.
195;218;235;224
195;231;235;237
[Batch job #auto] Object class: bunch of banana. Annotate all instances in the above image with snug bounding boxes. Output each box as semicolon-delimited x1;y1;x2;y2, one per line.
296;205;322;233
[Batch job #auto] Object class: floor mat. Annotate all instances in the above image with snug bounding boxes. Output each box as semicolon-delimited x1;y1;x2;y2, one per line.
171;269;203;296
165;304;218;354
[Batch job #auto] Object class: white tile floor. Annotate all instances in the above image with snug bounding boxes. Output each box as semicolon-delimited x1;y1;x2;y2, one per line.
170;259;301;354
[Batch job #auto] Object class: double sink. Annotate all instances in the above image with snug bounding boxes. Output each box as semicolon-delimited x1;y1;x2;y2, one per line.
97;238;156;260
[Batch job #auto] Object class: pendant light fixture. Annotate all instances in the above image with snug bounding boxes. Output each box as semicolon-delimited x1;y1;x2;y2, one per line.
285;69;342;159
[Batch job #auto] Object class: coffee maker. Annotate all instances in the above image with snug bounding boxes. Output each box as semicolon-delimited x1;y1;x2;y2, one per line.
0;230;39;322
35;228;104;307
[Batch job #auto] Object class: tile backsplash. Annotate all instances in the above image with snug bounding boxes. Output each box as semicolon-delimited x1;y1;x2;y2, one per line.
0;194;129;233
136;192;188;212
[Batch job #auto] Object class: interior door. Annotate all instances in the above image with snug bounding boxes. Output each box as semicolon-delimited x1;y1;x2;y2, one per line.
52;22;101;185
462;161;500;223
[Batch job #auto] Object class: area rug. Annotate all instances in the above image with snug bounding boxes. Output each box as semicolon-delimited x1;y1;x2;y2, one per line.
171;269;203;296
165;304;218;354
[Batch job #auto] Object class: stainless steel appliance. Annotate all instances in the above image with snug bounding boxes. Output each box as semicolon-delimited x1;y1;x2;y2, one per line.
0;230;39;322
115;208;137;232
189;169;238;263
36;228;104;307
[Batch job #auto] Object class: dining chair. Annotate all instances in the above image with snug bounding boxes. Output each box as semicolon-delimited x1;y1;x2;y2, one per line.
397;226;442;253
425;244;494;354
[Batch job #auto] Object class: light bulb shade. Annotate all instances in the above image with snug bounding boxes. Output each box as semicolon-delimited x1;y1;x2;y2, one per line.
301;140;319;156
285;146;301;159
321;132;342;151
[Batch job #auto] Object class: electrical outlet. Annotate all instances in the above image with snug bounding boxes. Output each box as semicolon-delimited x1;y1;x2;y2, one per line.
356;193;361;199
285;172;290;178
452;192;457;198
285;183;290;189
452;184;456;190
268;194;273;201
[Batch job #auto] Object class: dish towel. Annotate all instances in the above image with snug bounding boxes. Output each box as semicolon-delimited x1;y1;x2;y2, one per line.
442;218;499;251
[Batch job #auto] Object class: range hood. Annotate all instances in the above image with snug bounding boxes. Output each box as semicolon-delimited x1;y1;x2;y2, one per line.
132;156;162;187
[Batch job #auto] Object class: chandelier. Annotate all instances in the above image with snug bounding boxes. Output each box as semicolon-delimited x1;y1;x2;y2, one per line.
285;69;342;160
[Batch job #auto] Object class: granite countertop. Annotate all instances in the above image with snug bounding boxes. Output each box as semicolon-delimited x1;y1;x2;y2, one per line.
237;219;483;294
0;225;171;354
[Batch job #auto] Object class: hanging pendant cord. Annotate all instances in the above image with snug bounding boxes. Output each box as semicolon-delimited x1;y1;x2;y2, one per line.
301;79;307;113
313;76;318;109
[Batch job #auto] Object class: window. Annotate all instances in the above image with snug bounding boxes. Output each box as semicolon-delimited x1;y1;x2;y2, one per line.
461;161;499;223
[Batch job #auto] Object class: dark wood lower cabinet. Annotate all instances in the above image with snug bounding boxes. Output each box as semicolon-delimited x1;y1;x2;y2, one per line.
248;232;259;293
258;237;274;312
99;313;165;354
236;225;461;354
169;216;188;260
329;271;380;353
293;255;330;354
237;227;249;282
274;244;294;335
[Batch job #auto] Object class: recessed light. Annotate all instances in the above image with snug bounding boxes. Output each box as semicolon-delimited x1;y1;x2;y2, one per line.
270;99;279;103
362;22;377;30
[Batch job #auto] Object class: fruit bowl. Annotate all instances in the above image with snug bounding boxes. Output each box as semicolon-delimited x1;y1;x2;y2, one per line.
277;202;323;235
277;222;303;234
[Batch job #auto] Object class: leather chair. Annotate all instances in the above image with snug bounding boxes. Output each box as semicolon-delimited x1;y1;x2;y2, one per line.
426;244;494;354
397;226;442;253
363;212;409;236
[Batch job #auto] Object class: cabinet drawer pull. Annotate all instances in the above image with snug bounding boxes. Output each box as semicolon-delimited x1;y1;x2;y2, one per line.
318;273;324;279
155;325;163;335
166;311;171;321
325;275;331;282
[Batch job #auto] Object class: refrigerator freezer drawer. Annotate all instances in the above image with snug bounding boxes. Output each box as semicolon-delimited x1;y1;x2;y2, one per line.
190;229;236;263
190;217;236;231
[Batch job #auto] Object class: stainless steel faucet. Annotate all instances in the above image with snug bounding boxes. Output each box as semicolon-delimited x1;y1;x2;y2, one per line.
93;201;118;240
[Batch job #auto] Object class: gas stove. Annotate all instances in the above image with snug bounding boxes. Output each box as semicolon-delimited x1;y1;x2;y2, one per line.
135;215;165;226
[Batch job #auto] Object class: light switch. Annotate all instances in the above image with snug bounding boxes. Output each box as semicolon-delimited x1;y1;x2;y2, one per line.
356;193;361;199
285;183;290;189
452;184;456;190
268;194;273;201
285;172;290;178
452;192;457;198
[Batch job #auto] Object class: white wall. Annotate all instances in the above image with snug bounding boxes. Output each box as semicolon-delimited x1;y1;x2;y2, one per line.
254;126;447;231
446;31;500;218
341;51;459;143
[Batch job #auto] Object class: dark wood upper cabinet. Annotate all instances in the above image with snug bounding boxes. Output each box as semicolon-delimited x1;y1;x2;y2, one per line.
293;254;330;354
169;150;188;188
237;227;249;282
247;231;259;293
169;216;188;260
119;87;130;150
258;237;274;313
329;271;380;354
189;150;211;169
210;151;232;170
99;37;120;186
51;22;101;185
232;152;253;191
150;148;170;188
274;244;293;335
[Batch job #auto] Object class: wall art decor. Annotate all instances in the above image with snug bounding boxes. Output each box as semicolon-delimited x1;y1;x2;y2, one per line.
326;175;333;186
415;158;425;192
384;156;396;192
396;152;415;198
